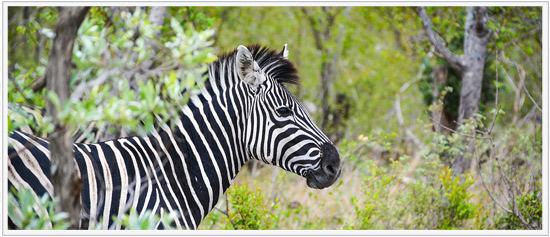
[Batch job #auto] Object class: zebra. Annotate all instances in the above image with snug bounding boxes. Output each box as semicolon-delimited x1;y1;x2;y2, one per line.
8;44;342;230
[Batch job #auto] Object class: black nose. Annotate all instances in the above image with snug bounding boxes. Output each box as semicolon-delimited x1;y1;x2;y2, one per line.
320;143;341;176
305;143;341;189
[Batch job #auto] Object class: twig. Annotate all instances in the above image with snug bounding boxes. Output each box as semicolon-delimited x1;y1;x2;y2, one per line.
8;73;36;106
416;7;463;72
472;60;534;229
488;50;500;134
394;77;423;148
498;51;542;113
430;117;490;139
512;42;541;79
523;85;542;113
215;193;237;230
488;134;532;229
474;137;513;214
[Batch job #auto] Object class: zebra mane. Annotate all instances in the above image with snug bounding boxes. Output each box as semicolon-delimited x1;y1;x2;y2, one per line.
217;44;299;85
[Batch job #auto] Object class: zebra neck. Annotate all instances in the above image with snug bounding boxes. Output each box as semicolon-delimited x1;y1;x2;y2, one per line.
89;60;253;229
144;63;252;227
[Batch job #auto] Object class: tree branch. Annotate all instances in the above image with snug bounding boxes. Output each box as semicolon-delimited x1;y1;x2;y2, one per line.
301;7;324;51
416;7;463;72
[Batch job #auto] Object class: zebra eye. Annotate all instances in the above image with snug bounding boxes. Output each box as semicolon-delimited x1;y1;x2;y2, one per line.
276;106;292;117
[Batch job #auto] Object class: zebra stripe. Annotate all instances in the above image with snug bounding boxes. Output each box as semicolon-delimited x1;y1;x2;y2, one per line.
8;44;342;229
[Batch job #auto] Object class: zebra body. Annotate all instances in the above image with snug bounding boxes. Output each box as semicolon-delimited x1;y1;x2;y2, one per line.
8;44;341;229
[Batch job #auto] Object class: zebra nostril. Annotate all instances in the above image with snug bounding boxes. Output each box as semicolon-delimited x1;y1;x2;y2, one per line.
323;163;336;176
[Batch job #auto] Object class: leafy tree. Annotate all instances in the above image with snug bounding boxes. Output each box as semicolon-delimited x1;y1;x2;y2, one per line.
8;6;216;229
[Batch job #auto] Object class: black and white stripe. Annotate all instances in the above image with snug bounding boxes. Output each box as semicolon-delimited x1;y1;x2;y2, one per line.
8;44;341;229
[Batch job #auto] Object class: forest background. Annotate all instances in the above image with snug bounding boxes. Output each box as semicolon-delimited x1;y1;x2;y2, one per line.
6;5;544;230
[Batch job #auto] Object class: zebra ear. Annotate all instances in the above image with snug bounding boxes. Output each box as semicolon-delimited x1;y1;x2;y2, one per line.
236;45;265;91
279;44;289;59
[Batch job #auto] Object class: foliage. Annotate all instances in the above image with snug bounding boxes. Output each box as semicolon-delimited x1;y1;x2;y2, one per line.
8;188;71;230
223;184;276;230
111;208;178;230
8;7;217;138
349;153;481;230
437;169;479;229
8;188;178;230
496;188;542;230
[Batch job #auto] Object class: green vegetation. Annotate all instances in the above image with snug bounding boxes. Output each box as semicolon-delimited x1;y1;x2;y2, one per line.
8;7;216;138
8;6;542;230
223;184;276;230
8;188;71;230
496;188;542;230
8;188;178;230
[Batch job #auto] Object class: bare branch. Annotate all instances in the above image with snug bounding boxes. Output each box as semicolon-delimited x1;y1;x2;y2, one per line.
474;138;513;214
394;94;421;148
498;51;542;113
512;42;541;79
488;51;499;134
474;66;535;229
217;193;237;230
523;85;543;113
416;7;463;72
31;75;47;92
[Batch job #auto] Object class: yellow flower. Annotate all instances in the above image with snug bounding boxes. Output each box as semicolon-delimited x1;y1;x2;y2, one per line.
358;134;369;141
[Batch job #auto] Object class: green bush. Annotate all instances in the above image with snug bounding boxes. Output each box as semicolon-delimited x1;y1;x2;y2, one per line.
8;188;70;230
111;208;178;230
9;187;178;230
350;159;400;229
496;188;542;230
349;135;484;230
437;169;479;229
224;184;277;230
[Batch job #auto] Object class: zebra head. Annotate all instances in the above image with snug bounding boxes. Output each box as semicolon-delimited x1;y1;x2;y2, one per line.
235;45;341;189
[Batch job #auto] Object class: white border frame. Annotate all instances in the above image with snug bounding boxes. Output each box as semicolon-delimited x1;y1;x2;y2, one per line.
1;1;548;236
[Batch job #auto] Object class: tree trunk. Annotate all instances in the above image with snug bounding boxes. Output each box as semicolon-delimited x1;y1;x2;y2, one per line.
457;7;490;124
301;7;348;134
418;6;490;174
432;65;454;135
452;7;490;174
45;6;89;229
320;59;336;129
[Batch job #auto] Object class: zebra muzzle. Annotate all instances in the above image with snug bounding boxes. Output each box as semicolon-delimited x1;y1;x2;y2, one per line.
305;143;341;189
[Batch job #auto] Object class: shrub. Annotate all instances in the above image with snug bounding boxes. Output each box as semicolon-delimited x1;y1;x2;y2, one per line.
350;140;482;230
224;184;277;230
9;188;178;230
495;188;542;230
111;208;178;230
437;169;479;229
8;188;70;230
